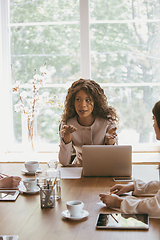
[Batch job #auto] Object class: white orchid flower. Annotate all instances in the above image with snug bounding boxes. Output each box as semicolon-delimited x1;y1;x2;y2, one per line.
20;91;28;99
40;66;47;73
33;92;39;101
34;74;42;81
14;103;21;112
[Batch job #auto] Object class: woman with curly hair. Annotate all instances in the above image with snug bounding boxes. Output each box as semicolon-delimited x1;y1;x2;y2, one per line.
59;78;119;166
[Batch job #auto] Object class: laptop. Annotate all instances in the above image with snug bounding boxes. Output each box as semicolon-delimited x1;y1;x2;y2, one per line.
82;145;132;177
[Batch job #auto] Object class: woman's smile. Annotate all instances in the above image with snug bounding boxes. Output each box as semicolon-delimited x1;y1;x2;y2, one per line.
79;109;87;114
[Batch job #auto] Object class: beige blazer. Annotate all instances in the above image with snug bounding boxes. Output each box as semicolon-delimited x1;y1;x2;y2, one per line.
58;116;117;166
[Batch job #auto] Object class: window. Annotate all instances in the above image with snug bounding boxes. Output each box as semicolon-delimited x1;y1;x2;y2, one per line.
89;0;160;151
0;0;160;162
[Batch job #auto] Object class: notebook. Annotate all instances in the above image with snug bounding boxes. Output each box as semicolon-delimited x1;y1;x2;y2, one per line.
82;145;132;177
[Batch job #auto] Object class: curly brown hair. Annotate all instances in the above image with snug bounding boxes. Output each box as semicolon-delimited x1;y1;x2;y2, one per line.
61;78;119;123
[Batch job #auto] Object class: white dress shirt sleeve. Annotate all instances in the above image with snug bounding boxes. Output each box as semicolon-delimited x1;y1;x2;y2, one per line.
120;180;160;217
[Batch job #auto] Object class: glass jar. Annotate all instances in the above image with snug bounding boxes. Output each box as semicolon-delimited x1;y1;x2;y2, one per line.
46;160;61;200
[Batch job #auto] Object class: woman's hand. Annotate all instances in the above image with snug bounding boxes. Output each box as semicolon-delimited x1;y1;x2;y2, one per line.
0;176;22;188
110;183;134;196
105;127;117;145
61;125;77;144
99;193;123;208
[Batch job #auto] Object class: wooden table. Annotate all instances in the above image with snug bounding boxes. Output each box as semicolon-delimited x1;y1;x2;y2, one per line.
0;163;160;240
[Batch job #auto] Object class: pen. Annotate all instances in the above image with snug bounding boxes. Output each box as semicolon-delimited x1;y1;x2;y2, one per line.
52;177;57;188
47;180;50;189
58;125;74;134
58;129;66;134
37;183;47;197
110;214;119;223
45;177;57;205
110;190;118;195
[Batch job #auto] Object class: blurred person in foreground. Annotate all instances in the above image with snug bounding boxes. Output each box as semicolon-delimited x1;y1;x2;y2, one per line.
0;174;21;188
100;100;160;218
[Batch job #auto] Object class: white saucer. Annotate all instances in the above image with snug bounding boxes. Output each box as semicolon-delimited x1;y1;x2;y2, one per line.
19;185;40;194
61;210;89;220
21;168;42;175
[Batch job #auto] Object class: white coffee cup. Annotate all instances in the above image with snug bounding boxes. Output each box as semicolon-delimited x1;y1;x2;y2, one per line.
25;160;39;172
23;178;37;191
66;200;84;217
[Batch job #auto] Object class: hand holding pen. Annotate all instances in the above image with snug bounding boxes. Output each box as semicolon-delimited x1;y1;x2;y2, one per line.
59;125;77;134
110;183;134;196
110;190;118;195
59;125;77;144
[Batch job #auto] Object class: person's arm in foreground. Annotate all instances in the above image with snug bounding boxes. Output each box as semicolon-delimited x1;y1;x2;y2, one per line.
99;183;134;208
100;180;160;217
0;176;21;188
99;193;123;208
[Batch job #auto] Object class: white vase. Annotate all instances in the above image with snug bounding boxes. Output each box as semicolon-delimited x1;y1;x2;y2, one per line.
22;114;38;161
23;138;38;161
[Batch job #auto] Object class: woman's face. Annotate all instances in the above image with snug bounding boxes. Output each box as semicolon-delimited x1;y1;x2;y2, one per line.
74;90;94;119
153;115;160;140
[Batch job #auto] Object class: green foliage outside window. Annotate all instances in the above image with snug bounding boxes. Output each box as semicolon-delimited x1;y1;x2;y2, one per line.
10;0;160;145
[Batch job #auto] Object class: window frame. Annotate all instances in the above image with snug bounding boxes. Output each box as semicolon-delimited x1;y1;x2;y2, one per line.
0;0;14;157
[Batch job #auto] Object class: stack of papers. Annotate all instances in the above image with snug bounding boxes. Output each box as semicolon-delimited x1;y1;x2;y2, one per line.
58;167;82;179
